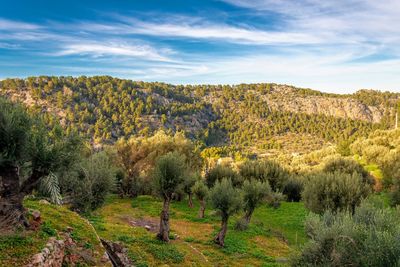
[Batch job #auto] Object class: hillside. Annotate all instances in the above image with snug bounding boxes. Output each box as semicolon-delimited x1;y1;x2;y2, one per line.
0;76;398;155
0;199;110;266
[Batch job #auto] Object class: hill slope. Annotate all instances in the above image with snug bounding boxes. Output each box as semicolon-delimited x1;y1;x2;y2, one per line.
1;76;398;154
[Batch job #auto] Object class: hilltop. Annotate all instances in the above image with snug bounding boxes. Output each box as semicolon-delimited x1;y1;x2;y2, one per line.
0;76;398;156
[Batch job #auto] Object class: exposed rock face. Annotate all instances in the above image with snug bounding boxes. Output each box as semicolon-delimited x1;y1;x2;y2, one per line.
26;237;65;267
265;94;384;123
101;239;133;267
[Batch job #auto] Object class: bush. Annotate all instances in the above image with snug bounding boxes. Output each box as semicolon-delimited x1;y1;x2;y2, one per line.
62;152;116;212
302;171;371;214
293;201;400;266
239;160;290;191
266;191;286;209
205;165;242;188
283;178;303;202
323;157;374;186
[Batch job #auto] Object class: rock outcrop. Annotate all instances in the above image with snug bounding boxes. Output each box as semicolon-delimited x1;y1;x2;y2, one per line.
26;237;65;267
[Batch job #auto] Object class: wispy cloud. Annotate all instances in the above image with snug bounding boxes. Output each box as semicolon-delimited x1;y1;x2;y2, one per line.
83;16;323;45
56;42;172;62
0;18;41;30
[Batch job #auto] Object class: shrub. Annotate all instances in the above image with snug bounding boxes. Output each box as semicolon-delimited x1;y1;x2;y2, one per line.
293;201;400;266
205;165;242;188
323;157;374;186
62;151;116;213
239;160;290;191
302;171;371;214
283;178;303;202
266;191;286;209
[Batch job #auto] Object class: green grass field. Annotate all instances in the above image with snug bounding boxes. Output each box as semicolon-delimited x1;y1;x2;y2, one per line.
89;195;308;266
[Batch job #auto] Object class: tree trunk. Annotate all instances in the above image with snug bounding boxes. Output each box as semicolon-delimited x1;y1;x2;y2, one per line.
0;166;29;232
188;193;193;208
214;216;229;246
243;209;253;225
1;167;46;232
198;199;205;218
157;198;170;242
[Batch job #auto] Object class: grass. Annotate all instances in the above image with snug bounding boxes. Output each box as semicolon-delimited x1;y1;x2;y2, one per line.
0;199;108;266
90;195;308;266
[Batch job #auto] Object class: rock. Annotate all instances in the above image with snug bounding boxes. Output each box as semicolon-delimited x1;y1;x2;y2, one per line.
101;239;133;267
39;199;50;205
66;226;74;233
101;252;110;263
144;225;152;231
112;242;124;253
31;210;41;221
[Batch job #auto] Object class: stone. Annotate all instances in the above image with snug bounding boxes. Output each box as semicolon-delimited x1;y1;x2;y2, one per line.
32;210;41;221
144;225;152;231
39;199;50;205
101;252;110;263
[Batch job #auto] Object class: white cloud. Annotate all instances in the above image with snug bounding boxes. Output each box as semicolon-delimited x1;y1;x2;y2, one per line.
56;42;172;62
0;18;41;30
112;18;323;45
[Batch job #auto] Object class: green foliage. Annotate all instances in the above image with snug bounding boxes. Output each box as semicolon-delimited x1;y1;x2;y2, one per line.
0;97;81;174
192;180;208;200
293;201;400;266
114;130;201;196
209;178;242;218
39;172;62;205
242;179;271;217
205;164;242;188
153;152;187;200
1;77;389;150
182;172;198;196
322;157;374;186
240;160;290;191
63;151;116;212
283;178;303;202
303;172;371;214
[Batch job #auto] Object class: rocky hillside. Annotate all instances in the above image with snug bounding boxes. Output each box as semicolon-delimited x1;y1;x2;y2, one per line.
0;77;397;149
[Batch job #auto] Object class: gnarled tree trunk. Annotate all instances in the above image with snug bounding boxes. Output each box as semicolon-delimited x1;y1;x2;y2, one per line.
0;167;45;232
157;197;171;242
214;215;229;246
243;209;253;225
188;193;193;208
198;199;205;218
0;166;27;232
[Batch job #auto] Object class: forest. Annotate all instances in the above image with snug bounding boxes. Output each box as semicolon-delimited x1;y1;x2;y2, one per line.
1;77;400;266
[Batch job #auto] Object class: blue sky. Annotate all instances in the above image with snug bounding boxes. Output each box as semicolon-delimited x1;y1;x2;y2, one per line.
1;0;400;93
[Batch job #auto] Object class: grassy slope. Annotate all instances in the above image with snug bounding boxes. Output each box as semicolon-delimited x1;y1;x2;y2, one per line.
90;195;308;267
0;199;108;266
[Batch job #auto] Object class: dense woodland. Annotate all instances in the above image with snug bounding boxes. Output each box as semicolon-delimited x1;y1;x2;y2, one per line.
2;77;400;266
1;76;398;150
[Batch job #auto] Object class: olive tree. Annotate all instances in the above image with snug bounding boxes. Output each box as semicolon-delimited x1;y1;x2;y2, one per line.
183;173;198;208
153;152;186;242
0;98;80;231
242;179;271;226
239;160;290;192
61;151;116;213
303;171;371;214
205;165;242;188
210;178;242;246
192;180;208;218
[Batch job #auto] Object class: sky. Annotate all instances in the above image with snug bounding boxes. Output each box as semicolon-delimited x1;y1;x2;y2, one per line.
1;0;400;93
